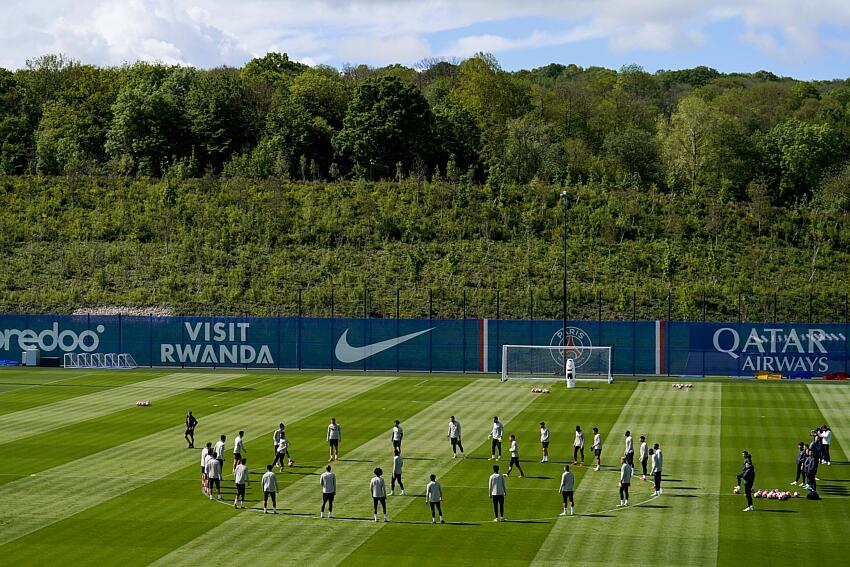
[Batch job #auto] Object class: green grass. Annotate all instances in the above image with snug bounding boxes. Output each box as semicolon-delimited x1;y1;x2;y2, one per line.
0;368;847;566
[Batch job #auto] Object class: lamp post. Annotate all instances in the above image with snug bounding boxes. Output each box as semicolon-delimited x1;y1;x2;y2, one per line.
560;190;568;376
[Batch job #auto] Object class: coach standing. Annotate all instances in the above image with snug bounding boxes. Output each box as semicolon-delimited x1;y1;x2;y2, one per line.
185;411;198;448
737;459;755;511
489;465;507;522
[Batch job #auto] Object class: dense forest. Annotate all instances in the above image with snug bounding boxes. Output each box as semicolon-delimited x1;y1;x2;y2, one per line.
0;53;849;321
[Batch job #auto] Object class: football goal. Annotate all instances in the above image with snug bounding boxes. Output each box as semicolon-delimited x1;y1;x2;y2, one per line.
501;344;613;383
63;353;139;369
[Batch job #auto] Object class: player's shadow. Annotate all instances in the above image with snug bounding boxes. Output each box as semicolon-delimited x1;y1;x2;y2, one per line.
505;519;551;524
819;486;850;496
520;475;552;480
339;459;374;463
196;386;254;392
668;494;698;498
640;504;671;508
401;457;435;461
759;509;797;513
579;514;615;518
669;486;699;490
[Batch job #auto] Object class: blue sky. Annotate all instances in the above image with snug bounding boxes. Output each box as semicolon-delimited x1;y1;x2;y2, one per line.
2;1;850;80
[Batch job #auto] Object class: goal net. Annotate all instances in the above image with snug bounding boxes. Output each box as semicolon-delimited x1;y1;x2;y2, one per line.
63;353;139;369
501;345;613;383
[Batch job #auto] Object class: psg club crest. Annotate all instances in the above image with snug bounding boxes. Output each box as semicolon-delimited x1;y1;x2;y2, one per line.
550;326;592;368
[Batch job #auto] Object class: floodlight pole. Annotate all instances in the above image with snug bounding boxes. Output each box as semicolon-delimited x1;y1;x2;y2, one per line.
560;190;568;377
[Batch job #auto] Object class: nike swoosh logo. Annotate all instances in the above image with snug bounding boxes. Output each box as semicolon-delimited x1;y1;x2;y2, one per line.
335;328;434;363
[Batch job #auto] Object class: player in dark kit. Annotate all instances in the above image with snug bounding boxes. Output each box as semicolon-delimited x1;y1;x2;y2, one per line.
185;411;198;448
737;456;756;511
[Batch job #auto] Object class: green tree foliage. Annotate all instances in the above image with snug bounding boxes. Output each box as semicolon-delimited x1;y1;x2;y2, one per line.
759;119;841;203
289;67;349;128
334;75;434;173
105;81;188;176
241;52;307;90
186;69;250;171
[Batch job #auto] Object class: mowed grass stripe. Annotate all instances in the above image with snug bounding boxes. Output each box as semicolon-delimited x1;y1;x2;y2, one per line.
717;384;850;567
0;374;390;547
531;383;722;567
806;383;848;461
150;379;542;566
0;370;242;443
0;372;310;486
0;375;472;566
0;369;166;415
344;382;638;567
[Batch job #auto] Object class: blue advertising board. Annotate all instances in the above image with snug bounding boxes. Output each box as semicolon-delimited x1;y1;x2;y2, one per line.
0;314;847;376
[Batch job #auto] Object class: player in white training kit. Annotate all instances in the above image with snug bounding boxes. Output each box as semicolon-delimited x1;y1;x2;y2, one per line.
327;418;341;462
559;464;575;515
273;423;294;467
319;465;336;518
650;443;663;495
573;425;585;465
261;464;279;514
205;451;223;501
448;416;464;458
639;435;648;480
490;417;504;460
392;420;404;454
624;430;634;468
214;434;226;471
489;465;507;521
233;458;249;509
506;434;525;477
540;422;551;463
233;430;246;472
200;441;212;494
391;451;405;495
426;474;444;523
370;467;389;522
592;427;603;471
618;457;633;506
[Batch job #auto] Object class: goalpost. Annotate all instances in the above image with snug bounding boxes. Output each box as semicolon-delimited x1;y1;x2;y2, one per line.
63;353;139;369
501;345;613;384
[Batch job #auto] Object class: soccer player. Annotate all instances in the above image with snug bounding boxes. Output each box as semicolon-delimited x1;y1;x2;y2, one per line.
206;451;223;501
639;435;648;480
506;434;525;477
233;457;249;509
214;434;226;471
559;464;575;516
792;441;806;485
370;467;389;522
540;422;551;463
618;457;632;506
652;443;663;494
390;450;405;495
392;420;404;454
272;423;285;460
327;418;341;462
261;464;279;514
573;425;585;465
803;447;818;491
820;425;832;465
272;433;288;471
448;416;464;458
185;411;198;448
426;474;444;524
489;417;504;460
592;427;602;471
624;430;634;468
738;460;755;511
233;430;246;472
200;441;212;494
489;464;507;522
319;465;336;519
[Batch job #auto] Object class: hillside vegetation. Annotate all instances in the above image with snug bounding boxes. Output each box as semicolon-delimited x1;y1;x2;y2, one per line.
1;175;847;322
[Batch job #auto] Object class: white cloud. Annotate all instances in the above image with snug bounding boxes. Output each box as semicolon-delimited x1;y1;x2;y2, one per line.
0;1;848;70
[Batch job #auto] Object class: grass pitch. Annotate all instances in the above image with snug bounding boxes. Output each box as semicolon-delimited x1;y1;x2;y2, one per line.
0;369;847;566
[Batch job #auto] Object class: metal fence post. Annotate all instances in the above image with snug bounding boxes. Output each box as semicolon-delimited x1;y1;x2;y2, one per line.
632;290;636;376
463;288;467;373
363;287;368;372
330;286;335;371
429;288;433;373
396;288;400;373
297;288;302;370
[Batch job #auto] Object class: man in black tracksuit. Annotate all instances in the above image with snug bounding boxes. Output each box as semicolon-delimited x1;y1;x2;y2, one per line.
737;460;756;511
793;442;806;485
803;448;818;491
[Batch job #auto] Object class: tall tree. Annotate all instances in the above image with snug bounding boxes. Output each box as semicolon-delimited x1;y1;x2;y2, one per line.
334;75;434;176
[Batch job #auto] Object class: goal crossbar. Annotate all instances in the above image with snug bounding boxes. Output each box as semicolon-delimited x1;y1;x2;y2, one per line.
501;344;613;383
